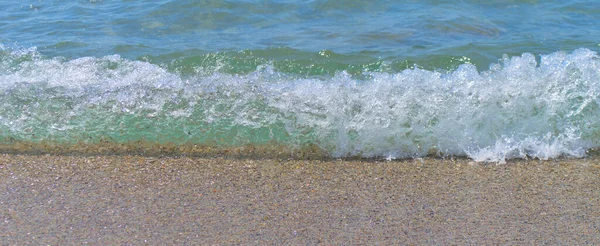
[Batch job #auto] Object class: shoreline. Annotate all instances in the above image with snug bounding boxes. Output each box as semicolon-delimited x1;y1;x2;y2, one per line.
1;154;599;244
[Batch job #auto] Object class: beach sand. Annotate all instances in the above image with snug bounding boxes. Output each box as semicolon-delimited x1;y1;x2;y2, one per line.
1;154;599;244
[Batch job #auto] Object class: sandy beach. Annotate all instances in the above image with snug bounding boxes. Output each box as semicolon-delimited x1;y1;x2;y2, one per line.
1;154;599;244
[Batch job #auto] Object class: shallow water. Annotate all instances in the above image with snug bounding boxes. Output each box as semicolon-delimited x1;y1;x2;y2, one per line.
1;1;600;162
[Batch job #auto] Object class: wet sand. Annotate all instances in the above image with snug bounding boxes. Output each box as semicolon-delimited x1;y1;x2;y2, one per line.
1;154;599;244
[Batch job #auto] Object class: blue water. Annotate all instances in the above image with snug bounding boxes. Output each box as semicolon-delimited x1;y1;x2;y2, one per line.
1;1;600;162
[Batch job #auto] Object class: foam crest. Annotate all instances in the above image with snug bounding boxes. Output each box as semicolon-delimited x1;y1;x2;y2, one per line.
0;46;599;162
264;49;600;162
1;54;181;90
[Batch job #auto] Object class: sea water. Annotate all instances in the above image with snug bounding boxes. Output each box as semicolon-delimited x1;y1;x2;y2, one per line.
1;1;600;162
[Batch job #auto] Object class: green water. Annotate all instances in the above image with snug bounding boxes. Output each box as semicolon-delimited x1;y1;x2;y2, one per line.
1;1;600;162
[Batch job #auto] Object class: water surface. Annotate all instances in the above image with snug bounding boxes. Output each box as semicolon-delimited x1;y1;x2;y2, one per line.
1;0;600;162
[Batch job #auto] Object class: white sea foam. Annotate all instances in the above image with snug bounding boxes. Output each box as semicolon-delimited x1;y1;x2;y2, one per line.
1;46;599;162
264;49;600;162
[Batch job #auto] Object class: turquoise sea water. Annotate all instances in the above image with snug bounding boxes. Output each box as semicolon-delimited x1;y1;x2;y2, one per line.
1;1;600;162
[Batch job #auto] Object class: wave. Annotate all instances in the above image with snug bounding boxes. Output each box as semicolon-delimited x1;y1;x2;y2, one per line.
1;45;599;163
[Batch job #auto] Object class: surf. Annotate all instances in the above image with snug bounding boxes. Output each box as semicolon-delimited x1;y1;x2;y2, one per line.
1;46;599;163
